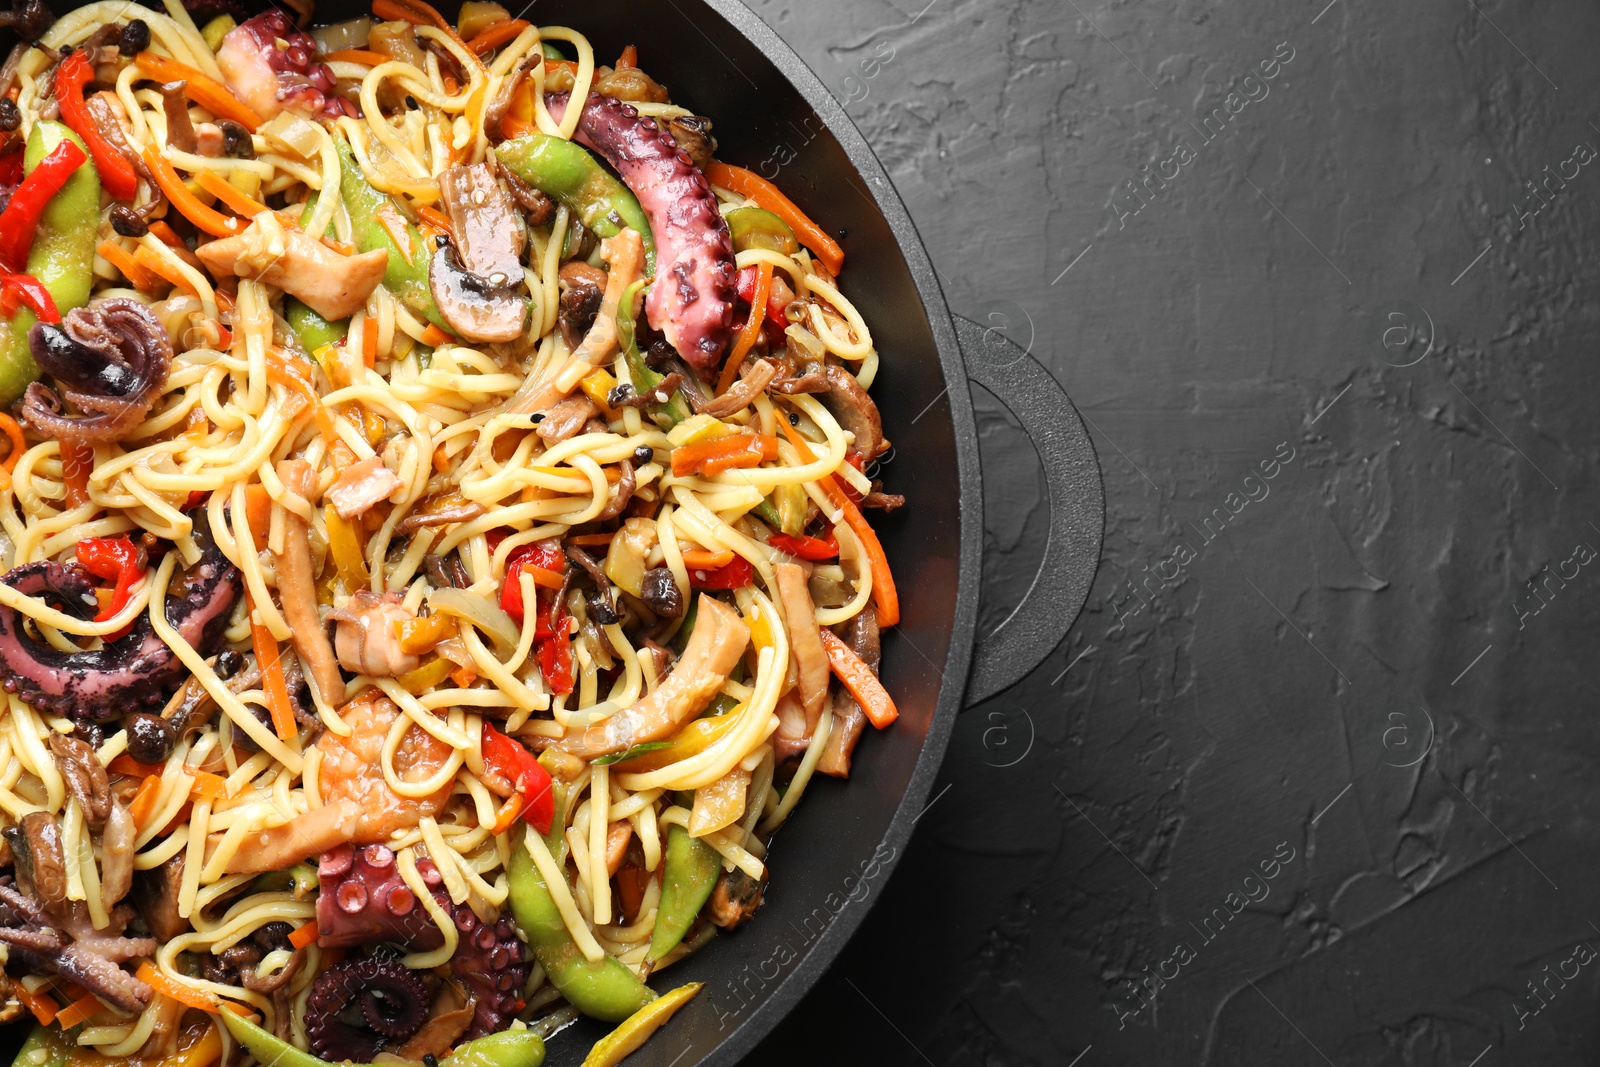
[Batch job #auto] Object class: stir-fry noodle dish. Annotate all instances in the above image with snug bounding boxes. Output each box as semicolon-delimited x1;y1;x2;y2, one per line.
0;0;904;1061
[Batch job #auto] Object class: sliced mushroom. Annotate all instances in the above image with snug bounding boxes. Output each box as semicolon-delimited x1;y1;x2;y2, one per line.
696;358;776;419
48;732;111;830
663;114;717;173
535;394;598;444
159;81;196;152
818;363;886;459
428;237;527;343
437;163;525;285
557;260;606;350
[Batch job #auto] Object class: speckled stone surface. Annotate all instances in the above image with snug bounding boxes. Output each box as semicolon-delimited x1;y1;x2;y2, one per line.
747;0;1600;1063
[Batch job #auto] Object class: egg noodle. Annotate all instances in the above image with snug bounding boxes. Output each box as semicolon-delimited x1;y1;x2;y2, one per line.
0;2;900;1062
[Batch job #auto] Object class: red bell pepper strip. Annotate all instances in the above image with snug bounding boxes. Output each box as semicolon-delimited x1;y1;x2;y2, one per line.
768;530;839;561
689;554;755;590
0;138;86;272
0;150;23;188
499;539;567;623
531;590;574;694
482;723;553;834
0;273;60;322
75;536;146;621
735;265;788;328
54;51;139;202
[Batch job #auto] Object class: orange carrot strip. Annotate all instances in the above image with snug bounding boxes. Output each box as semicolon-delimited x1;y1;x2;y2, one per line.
523;564;565;590
371;0;485;70
110;754;163;778
143;148;244;238
467;18;529;55
567;532;616;547
134;51;264;131
53;992;102;1030
420;324;452;348
241;483;271;552
323;48;394;66
61;441;92;509
719;260;770;394
490;793;522;835
288;920;319;949
321;236;357;255
777;419;899;626
416;204;452;236
250;615;299;741
616;44;637;69
128;774;162;829
670;432;776;477
135;962;216;1012
680;548;735;570
362;315;378;369
190;771;227;800
147;220;185;249
97;240;158;289
265;351;337;445
0;414;25;475
819;628;898;728
132;244;195;294
449;665;478;688
158;799;192;837
15;985;58;1026
705;162;844;276
196;170;266;218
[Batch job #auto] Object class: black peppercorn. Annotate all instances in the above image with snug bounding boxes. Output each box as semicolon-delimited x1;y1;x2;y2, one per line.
213;648;245;679
124;713;176;764
118;19;150;54
217;120;254;159
632;445;654;465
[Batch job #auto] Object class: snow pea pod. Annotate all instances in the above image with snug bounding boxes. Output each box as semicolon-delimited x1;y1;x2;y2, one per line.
495;134;656;274
0;121;100;405
220;1009;332;1067
647;824;721;961
507;790;657;1023
335;136;445;330
285;298;348;353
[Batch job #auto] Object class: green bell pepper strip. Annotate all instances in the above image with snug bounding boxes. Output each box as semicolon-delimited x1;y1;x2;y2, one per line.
507;798;657;1023
285;298;349;353
647;825;721;961
726;207;798;255
335;136;446;330
616;279;691;428
0;121;100;406
495;134;656;275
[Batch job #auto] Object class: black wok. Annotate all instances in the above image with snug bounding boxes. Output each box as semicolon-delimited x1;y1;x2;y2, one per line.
9;0;1105;1062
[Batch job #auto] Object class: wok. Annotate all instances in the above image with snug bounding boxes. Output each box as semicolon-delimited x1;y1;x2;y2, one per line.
9;0;1106;1062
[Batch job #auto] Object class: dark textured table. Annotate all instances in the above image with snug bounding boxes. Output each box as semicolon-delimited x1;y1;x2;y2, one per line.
746;0;1600;1063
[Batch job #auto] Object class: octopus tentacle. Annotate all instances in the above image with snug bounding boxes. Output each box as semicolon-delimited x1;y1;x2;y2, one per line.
304;956;429;1062
548;91;737;374
0;511;240;721
316;843;530;1040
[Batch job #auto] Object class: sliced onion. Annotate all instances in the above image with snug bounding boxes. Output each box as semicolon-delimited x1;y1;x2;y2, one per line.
427;587;520;653
310;17;373;56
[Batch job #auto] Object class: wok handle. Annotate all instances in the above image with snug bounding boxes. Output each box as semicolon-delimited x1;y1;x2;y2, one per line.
955;315;1105;706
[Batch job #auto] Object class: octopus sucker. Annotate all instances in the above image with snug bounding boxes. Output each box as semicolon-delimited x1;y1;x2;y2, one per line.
315;843;531;1041
0;511;240;722
548;91;738;374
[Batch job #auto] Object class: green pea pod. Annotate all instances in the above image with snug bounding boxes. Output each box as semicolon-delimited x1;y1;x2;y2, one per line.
507;821;657;1023
10;1026;68;1067
335;136;445;330
220;1008;333;1067
0;120;101;405
647;825;721;961
726;207;798;255
285;298;348;354
440;1028;546;1067
495;134;656;275
615;279;690;428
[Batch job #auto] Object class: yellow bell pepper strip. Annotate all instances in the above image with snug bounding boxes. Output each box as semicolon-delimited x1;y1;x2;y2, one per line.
506;816;656;1022
335;135;446;329
705;162;844;276
819;627;898;728
776;418;899;626
579;983;703;1067
610;705;742;774
53;51;138;202
0;123;98;405
647;826;720;961
133;51;264;131
397;656;452;695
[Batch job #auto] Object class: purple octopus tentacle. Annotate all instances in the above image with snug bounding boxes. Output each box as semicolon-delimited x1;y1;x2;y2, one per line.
316;844;531;1039
547;91;737;374
305;956;429;1062
0;510;239;721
